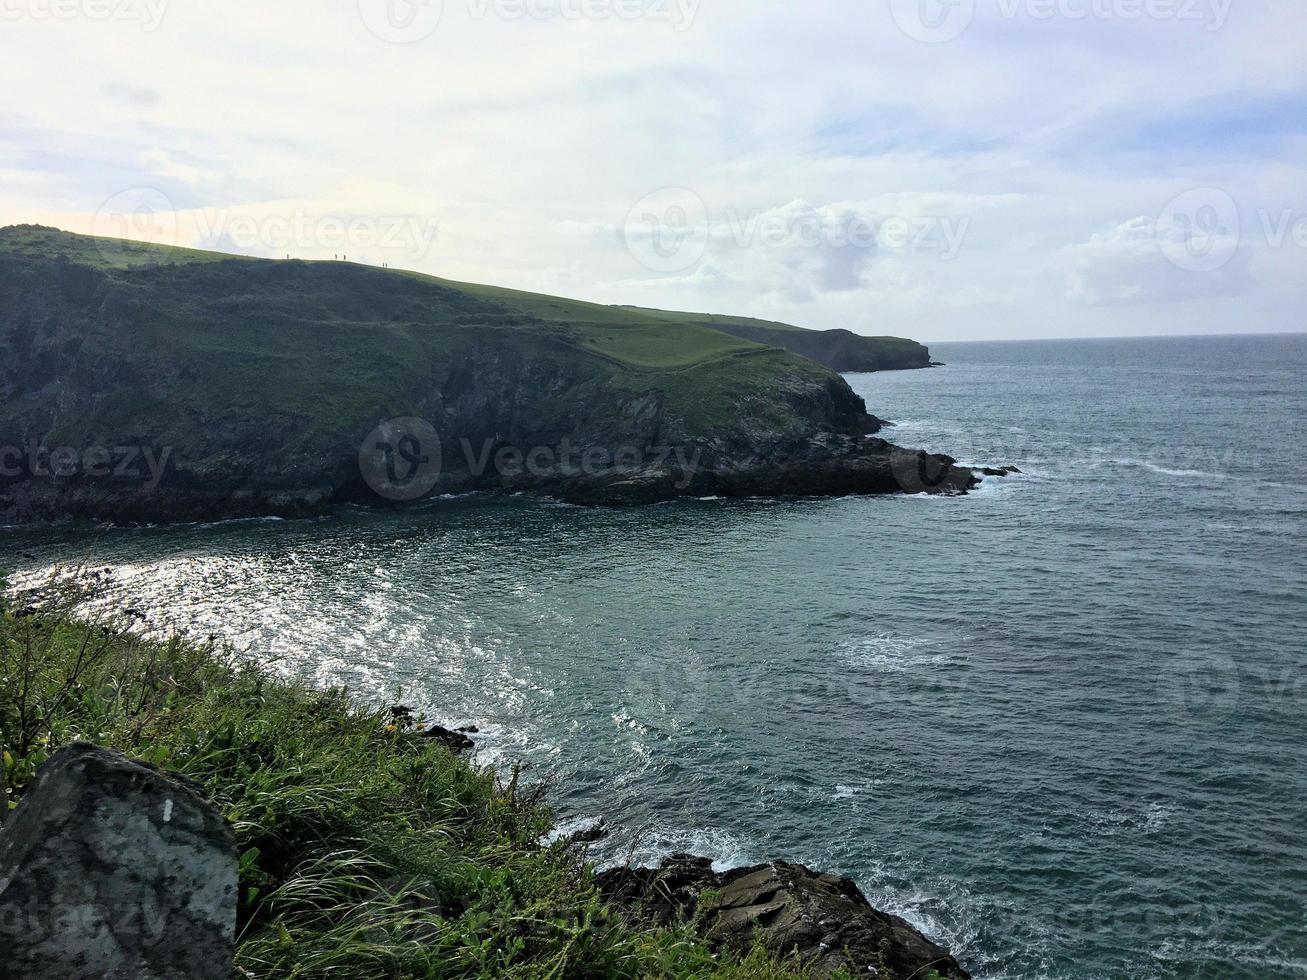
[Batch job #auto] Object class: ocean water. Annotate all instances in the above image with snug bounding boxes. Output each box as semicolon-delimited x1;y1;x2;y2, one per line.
5;334;1307;978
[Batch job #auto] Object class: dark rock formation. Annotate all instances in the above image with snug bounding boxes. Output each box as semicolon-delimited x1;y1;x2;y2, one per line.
597;854;970;980
423;724;475;752
560;819;609;846
0;743;237;980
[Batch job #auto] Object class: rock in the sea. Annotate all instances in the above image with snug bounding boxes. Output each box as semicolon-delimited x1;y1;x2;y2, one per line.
0;743;238;980
423;723;475;752
597;854;970;979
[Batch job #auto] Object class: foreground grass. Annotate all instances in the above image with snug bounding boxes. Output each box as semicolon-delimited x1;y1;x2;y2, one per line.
0;588;826;979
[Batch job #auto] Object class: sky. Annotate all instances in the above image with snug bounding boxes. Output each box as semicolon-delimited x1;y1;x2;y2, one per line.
2;0;1305;342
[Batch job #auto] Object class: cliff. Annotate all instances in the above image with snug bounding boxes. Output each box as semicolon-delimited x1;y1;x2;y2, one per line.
0;226;976;523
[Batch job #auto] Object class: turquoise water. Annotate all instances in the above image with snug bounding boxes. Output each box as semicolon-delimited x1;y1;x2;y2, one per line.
6;334;1306;978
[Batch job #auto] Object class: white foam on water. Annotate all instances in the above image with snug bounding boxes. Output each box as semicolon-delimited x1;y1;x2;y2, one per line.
860;876;990;976
595;826;759;873
1113;458;1228;481
1151;937;1307;975
539;814;605;846
839;633;966;674
969;475;1013;497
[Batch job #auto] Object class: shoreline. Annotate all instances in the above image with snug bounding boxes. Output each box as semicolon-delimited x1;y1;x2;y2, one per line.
1;451;1013;529
0;597;975;979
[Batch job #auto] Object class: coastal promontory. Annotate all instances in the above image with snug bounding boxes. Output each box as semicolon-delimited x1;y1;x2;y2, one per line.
0;226;980;524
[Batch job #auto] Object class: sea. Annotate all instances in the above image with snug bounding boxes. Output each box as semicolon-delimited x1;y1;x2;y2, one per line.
5;333;1306;978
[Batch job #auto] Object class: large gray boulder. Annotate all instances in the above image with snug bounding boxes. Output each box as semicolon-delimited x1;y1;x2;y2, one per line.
0;743;237;980
597;854;970;979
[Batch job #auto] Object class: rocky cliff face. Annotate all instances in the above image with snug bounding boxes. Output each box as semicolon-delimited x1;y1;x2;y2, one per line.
598;854;971;979
0;246;979;524
0;744;237;980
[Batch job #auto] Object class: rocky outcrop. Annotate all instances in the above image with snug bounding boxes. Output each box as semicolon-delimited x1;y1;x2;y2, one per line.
0;743;238;980
552;438;977;505
423;724;476;752
597;854;970;980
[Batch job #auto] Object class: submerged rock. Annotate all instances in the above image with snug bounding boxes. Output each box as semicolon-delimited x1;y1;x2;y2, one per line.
0;743;237;980
597;854;970;979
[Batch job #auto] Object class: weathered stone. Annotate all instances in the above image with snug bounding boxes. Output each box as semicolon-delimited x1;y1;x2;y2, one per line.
0;743;237;980
423;724;475;752
597;854;970;980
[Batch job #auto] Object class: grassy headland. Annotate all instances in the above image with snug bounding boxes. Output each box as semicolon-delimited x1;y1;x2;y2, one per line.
1;225;978;521
615;308;933;374
0;225;801;439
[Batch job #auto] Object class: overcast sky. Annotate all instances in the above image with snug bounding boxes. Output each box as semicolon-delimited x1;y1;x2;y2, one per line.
3;0;1305;341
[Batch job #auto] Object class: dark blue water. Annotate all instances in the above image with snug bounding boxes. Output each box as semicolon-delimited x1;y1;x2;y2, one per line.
6;334;1307;978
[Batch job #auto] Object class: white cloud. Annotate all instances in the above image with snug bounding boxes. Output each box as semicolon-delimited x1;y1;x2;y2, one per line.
1061;216;1252;306
1;0;1304;340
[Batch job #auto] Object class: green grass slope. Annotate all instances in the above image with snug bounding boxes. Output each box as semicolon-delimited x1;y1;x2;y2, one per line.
618;306;933;374
2;225;925;374
1;225;759;371
0;226;836;439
